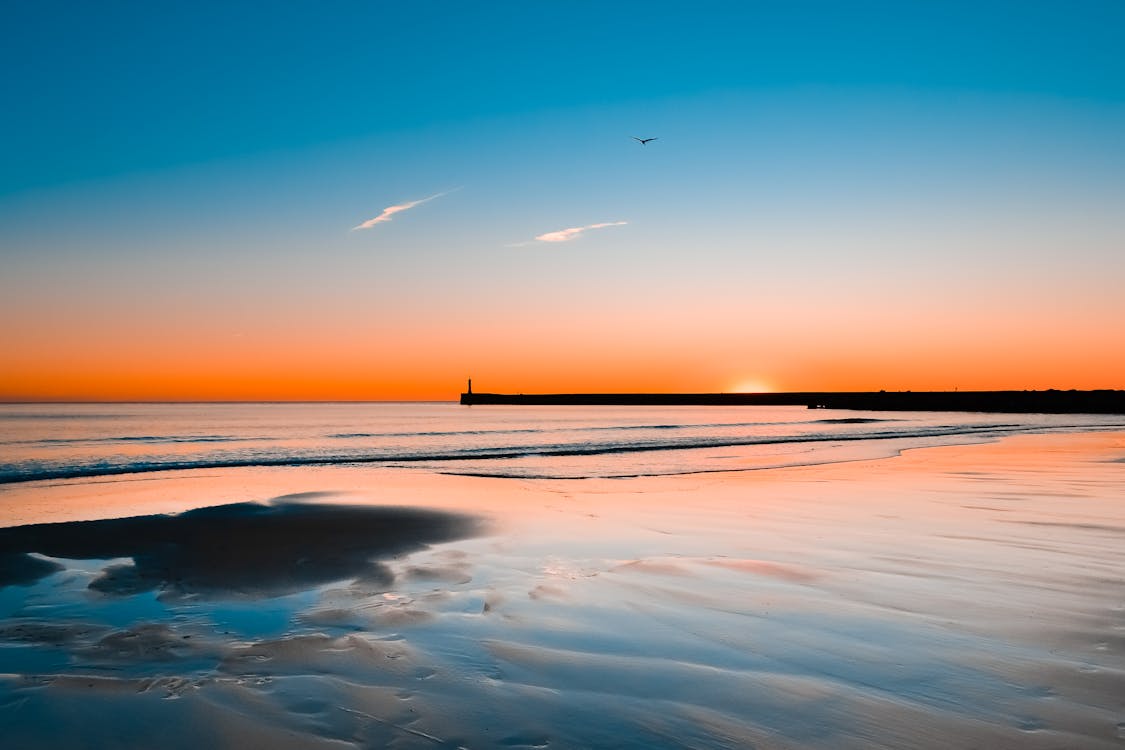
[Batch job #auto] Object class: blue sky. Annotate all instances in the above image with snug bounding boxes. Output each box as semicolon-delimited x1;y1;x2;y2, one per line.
5;1;1123;192
2;1;1124;398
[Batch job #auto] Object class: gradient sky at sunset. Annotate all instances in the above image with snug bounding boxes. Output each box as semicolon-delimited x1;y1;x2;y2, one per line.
3;1;1124;400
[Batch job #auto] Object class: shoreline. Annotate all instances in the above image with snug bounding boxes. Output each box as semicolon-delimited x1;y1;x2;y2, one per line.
2;427;1121;528
5;414;1123;488
1;429;1123;747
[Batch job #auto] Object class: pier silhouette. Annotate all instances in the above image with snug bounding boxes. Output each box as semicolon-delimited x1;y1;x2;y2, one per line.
460;387;1125;414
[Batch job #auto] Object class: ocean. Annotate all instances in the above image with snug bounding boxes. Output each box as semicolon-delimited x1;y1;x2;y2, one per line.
3;401;1123;484
2;403;1124;748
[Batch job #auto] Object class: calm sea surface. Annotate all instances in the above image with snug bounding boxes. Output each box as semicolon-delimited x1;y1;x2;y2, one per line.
2;403;1125;748
3;401;1123;484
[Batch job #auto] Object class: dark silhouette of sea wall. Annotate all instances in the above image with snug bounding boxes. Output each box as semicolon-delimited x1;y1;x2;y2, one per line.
459;390;1125;414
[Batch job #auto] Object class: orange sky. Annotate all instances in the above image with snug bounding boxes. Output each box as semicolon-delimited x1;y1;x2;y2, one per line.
3;293;1122;400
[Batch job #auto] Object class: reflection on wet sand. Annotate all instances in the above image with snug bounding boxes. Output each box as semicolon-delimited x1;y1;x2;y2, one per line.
0;433;1124;748
0;499;486;597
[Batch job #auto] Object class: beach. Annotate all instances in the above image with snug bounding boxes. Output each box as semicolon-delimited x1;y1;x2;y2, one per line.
1;405;1123;748
6;1;1125;746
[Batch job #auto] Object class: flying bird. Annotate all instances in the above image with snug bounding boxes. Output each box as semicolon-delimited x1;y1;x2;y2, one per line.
631;136;658;145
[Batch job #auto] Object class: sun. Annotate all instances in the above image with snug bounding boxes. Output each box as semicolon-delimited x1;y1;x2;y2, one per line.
730;378;774;394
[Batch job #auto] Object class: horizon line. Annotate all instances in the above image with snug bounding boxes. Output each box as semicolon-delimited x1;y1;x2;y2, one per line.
3;387;1122;406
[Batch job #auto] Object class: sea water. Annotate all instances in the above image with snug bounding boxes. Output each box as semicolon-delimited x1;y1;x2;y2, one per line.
3;401;1122;483
2;403;1124;748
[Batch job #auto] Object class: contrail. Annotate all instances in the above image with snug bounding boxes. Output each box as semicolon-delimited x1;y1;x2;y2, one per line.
534;221;628;243
351;189;458;231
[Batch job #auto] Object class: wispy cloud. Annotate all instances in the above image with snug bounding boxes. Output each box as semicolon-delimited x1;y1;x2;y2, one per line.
530;221;628;244
351;189;457;231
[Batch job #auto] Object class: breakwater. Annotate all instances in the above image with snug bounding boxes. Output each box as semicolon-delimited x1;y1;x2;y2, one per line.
460;389;1125;414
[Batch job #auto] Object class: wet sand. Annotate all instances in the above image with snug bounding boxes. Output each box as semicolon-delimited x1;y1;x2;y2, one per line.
1;432;1124;748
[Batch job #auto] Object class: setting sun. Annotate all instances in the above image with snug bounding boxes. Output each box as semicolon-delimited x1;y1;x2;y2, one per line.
730;379;774;394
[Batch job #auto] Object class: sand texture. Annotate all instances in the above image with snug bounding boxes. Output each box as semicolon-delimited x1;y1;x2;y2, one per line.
1;432;1124;748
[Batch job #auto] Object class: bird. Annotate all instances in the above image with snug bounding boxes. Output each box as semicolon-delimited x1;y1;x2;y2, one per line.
631;136;658;145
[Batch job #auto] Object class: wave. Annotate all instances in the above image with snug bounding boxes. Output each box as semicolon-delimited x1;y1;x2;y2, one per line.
4;418;906;449
2;421;1118;486
45;434;273;445
438;448;910;481
0;435;280;449
0;412;130;421
330;417;899;440
813;417;893;424
327;428;543;439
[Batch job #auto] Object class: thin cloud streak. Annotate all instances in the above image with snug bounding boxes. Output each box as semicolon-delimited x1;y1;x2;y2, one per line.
533;221;628;243
351;189;457;231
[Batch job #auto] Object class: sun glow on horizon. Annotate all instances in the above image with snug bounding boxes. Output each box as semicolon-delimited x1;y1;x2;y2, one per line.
730;379;774;394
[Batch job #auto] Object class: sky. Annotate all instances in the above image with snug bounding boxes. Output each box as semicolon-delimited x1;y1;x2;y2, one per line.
2;1;1124;400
